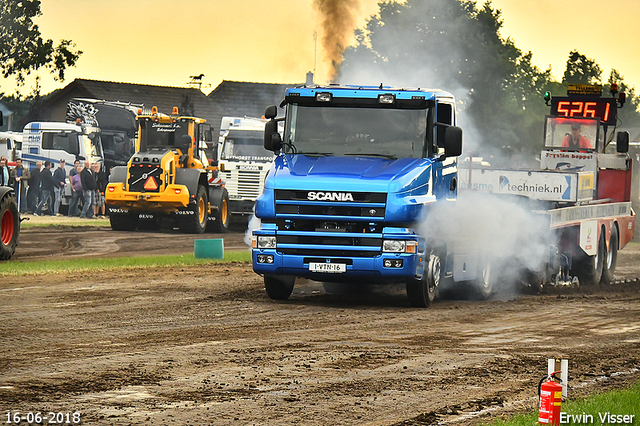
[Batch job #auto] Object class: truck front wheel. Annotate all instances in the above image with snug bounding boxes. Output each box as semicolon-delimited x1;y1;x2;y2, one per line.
406;248;441;307
0;193;20;260
264;274;296;300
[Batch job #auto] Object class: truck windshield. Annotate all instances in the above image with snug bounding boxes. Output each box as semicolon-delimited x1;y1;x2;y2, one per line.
544;116;600;152
284;105;428;158
139;120;190;150
221;130;274;162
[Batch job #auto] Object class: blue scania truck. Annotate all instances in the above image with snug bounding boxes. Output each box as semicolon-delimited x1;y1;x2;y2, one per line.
252;84;635;307
251;85;465;307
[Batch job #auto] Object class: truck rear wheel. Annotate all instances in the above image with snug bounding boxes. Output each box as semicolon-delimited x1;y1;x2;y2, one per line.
474;259;495;300
0;193;20;260
574;230;605;286
264;274;295;300
109;212;139;231
406;248;440;307
180;185;208;234
601;225;618;285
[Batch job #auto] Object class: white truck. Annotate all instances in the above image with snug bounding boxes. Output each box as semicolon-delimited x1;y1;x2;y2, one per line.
22;121;104;210
217;117;275;218
0;131;22;163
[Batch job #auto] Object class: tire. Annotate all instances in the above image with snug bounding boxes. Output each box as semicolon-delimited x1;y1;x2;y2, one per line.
0;193;20;260
207;187;230;233
406;248;441;308
180;185;208;234
574;230;605;286
109;212;139;231
474;258;495;300
601;225;618;285
264;274;296;300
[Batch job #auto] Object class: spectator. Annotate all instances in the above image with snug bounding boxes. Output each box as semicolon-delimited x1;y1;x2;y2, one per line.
68;164;83;217
52;159;67;216
27;161;43;214
10;158;30;213
80;160;96;218
93;163;108;218
69;159;81;178
0;157;12;186
34;161;56;216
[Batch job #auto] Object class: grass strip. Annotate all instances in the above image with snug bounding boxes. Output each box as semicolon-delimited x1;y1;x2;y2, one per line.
488;380;640;426
19;219;112;229
0;251;252;276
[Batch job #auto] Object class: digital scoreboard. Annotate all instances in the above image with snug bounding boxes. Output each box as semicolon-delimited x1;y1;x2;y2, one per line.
549;97;617;125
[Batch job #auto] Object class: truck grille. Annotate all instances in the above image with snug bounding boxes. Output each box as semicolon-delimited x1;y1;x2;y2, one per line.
275;190;386;219
274;190;387;257
221;170;263;200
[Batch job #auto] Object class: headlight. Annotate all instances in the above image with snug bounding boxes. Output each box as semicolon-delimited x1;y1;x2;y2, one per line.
257;236;276;249
382;240;417;253
383;240;405;253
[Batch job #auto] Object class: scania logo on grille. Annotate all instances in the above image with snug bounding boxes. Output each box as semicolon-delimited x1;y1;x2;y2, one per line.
307;191;354;201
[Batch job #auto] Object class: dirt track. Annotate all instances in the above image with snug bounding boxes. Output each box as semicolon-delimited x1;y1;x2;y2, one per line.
1;224;640;425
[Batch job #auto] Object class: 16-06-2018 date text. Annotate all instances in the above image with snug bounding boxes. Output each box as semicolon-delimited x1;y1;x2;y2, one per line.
5;412;81;424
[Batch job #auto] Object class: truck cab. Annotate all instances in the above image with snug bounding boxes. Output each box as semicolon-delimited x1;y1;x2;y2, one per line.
22;121;103;171
217;117;276;218
252;85;462;306
66;98;140;172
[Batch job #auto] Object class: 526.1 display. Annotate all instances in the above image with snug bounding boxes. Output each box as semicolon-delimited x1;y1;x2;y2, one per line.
550;97;617;125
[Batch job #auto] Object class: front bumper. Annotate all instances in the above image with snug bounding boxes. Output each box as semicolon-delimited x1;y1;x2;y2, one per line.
105;183;191;211
252;228;424;284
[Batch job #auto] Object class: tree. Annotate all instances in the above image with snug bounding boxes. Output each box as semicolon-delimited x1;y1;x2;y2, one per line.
0;0;82;89
562;50;601;85
340;0;551;164
606;69;640;128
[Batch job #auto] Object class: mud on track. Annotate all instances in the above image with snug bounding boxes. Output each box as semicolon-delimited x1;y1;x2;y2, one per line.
1;225;640;425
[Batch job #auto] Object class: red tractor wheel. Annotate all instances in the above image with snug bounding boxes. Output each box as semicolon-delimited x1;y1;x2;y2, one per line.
0;191;20;260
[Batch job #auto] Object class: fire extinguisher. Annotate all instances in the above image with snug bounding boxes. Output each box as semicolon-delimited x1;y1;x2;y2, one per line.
538;371;563;425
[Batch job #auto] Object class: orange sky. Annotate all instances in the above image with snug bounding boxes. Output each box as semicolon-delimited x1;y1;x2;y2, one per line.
3;0;640;97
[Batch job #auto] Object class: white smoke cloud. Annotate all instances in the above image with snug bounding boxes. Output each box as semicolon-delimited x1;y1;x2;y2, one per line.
244;214;261;248
416;190;555;293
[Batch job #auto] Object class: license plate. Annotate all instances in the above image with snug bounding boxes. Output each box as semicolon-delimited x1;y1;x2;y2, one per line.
309;262;346;273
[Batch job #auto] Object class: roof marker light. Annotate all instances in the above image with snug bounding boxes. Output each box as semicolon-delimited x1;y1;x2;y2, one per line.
378;94;395;104
316;92;332;102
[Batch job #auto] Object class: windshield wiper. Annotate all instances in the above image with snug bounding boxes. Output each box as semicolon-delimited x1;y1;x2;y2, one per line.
344;153;397;159
299;152;334;157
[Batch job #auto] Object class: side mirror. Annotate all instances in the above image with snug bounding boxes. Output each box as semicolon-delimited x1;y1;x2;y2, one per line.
0;111;3;127
264;105;277;120
264;119;282;152
444;126;463;158
616;131;630;153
